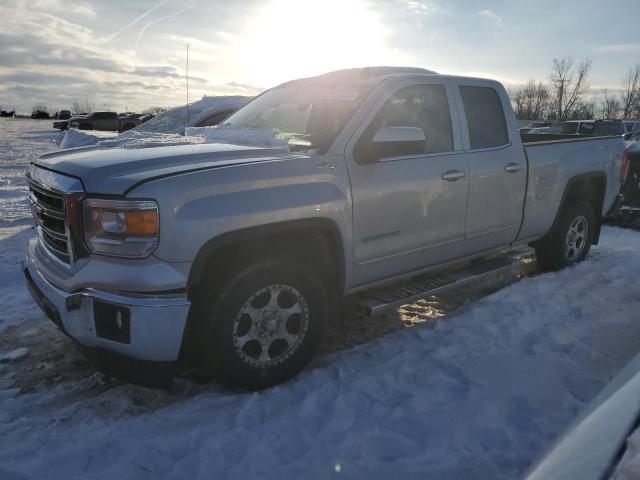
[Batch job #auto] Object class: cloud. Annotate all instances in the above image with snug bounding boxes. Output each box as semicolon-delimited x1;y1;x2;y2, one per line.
478;9;503;25
596;43;640;53
0;1;231;113
134;3;196;47
106;0;170;42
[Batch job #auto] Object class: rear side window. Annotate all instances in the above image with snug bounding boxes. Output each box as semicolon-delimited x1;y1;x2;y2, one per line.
459;86;508;149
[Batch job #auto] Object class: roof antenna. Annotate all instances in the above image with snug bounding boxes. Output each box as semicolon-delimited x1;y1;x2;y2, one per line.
185;43;190;131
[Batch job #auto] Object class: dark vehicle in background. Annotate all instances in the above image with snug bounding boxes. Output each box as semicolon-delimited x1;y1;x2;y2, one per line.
31;110;50;119
69;111;119;131
118;113;153;132
620;139;640;210
623;119;640;134
53;110;74;130
544;120;625;136
0;109;15;117
519;121;551;134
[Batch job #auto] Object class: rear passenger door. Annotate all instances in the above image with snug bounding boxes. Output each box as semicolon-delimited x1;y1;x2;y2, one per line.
452;81;527;253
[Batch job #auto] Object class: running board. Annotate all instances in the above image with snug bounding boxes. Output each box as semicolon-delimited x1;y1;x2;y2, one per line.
355;249;535;317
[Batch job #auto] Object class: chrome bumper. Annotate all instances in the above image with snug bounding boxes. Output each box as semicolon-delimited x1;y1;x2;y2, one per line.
23;247;191;363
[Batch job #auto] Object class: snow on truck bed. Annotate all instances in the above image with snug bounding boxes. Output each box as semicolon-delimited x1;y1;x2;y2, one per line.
2;118;640;479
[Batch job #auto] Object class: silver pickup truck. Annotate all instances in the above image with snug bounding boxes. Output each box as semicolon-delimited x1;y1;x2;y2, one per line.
23;67;626;389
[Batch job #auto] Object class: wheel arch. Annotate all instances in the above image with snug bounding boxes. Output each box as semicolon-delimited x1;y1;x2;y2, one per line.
187;217;346;299
536;171;606;246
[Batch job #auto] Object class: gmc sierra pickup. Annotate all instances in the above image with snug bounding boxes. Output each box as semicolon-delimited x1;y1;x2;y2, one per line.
23;67;626;389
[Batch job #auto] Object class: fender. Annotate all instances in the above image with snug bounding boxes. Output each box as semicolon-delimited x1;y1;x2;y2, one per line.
534;171;607;246
187;217;345;295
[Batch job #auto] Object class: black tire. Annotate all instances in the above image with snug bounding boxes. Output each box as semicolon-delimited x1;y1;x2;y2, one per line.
535;200;595;271
195;260;328;390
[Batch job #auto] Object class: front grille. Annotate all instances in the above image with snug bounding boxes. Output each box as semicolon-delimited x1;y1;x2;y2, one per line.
28;179;72;264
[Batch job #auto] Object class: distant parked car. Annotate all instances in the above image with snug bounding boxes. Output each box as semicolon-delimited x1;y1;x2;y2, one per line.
69;111;119;131
55;111;87;130
59;110;71;120
31;110;50;119
0;109;15;117
133;95;252;135
118;113;149;133
519;121;551;134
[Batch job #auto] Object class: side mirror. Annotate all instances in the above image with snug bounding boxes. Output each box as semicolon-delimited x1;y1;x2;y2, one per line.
624;132;633;140
358;126;425;163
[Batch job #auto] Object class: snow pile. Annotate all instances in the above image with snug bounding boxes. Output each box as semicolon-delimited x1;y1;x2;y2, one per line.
186;125;291;149
57;128;118;149
3;119;640;479
0;347;28;363
1;227;640;479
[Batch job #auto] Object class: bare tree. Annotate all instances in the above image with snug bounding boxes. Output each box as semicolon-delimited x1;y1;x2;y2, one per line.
71;98;95;114
599;89;621;119
570;99;597;120
620;64;640;118
142;106;168;115
549;57;592;121
509;87;526;119
31;103;49;113
510;80;550;120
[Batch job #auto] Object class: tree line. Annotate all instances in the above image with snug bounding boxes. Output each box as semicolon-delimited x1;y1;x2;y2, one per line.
510;57;640;121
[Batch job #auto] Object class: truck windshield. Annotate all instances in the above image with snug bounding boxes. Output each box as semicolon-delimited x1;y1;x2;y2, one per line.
221;83;373;152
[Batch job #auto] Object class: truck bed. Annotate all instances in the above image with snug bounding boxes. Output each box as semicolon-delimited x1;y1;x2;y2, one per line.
517;134;625;242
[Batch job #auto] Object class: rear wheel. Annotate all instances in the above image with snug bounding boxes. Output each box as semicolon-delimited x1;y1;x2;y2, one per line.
535;201;595;271
195;260;328;390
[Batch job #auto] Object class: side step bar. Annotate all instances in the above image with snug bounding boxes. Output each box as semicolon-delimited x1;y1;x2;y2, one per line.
355;249;536;317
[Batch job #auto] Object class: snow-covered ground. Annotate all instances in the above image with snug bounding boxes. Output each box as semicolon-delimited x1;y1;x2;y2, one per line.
1;118;640;479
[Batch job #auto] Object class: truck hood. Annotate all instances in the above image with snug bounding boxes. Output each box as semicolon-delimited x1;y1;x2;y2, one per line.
35;143;301;195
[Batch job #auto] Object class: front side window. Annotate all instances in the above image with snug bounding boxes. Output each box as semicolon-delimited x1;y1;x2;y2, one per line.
459;85;508;149
354;84;453;161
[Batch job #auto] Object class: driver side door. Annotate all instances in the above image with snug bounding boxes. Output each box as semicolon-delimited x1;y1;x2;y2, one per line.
346;80;470;286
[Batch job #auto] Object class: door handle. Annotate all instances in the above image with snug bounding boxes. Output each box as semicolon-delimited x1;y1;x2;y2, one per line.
504;163;523;173
441;170;466;181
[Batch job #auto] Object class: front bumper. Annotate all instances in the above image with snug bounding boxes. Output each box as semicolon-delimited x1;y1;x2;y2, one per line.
23;245;191;364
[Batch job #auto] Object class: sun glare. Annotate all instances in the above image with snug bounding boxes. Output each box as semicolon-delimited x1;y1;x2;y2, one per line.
237;0;413;87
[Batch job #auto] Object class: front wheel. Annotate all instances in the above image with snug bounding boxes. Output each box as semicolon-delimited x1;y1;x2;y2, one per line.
535;201;595;271
196;260;328;390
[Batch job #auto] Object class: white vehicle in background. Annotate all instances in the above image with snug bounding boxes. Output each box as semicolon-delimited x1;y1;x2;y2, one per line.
132;95;253;135
525;351;640;479
57;96;253;149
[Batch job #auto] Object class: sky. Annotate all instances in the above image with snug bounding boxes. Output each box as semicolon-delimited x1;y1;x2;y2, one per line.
1;0;639;114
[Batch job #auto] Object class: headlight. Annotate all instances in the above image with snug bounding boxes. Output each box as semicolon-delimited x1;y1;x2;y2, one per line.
83;199;159;258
